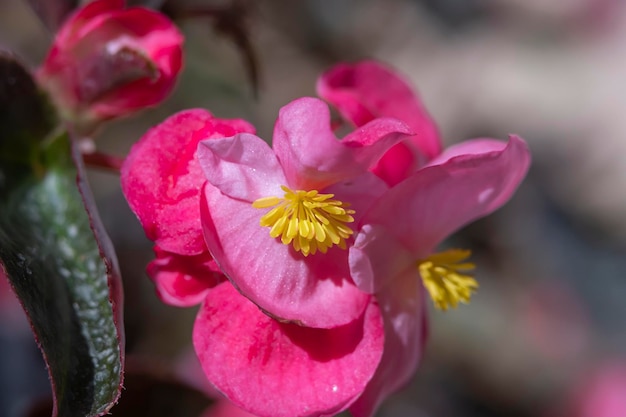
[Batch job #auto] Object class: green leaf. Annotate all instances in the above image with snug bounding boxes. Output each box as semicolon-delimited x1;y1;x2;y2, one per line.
0;54;124;416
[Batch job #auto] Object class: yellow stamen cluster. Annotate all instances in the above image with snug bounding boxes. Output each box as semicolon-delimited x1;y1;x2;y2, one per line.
252;185;355;256
418;249;478;310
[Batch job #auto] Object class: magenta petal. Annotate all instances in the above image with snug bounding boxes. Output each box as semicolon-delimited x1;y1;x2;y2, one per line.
201;182;370;328
146;247;224;307
197;133;286;202
350;274;427;417
273;97;413;190
317;60;442;184
193;283;385;417
363;135;531;256
121;109;254;255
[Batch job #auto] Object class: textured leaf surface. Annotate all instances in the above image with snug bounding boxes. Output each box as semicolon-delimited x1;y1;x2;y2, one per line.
0;53;123;417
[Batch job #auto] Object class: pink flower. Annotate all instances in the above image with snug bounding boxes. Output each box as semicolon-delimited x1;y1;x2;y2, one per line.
197;96;413;328
317;60;531;416
317;60;441;186
37;0;184;133
121;108;387;417
349;136;531;416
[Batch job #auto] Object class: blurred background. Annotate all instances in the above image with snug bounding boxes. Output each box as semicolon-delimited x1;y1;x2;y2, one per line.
2;0;626;416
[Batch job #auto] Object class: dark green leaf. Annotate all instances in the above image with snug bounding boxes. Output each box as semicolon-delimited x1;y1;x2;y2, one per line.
0;50;56;164
0;54;124;417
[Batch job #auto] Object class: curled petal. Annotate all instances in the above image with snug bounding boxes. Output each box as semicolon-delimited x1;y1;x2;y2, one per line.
426;137;511;167
361;135;531;257
193;282;385;417
317;60;442;185
121;109;254;255
197;133;286;202
273;97;413;190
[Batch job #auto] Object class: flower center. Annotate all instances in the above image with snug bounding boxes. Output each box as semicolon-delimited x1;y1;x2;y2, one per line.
252;185;355;256
417;249;478;310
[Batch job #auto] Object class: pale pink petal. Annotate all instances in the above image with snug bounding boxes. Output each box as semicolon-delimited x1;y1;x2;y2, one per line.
362;135;531;257
317;60;442;185
349;224;416;294
350;274;428;417
200;182;370;328
193;282;384;417
146;247;224;307
121;109;254;255
273;97;413;190
197;133;286;202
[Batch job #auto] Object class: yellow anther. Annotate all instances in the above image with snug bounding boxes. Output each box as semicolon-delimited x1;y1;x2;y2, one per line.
252;185;355;256
417;249;478;310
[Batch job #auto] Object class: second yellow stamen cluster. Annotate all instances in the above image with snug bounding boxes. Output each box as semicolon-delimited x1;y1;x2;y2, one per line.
418;249;479;310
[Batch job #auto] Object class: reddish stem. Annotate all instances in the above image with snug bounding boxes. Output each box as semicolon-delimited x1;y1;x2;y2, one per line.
82;151;125;172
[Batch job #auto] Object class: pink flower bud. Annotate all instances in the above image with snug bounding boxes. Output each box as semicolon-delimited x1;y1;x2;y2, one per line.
37;0;184;133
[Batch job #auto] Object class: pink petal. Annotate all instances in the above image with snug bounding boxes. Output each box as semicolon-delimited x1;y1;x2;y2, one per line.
350;274;428;417
121;109;255;255
317;60;442;185
146;246;224;307
197;133;286;202
369;141;421;187
200;182;370;328
362;135;531;257
426;137;510;167
323;172;389;225
272;97;413;190
193;282;384;417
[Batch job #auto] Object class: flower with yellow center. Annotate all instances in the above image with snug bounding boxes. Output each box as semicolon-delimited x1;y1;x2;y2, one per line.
253;185;355;256
417;249;478;310
195;97;411;328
